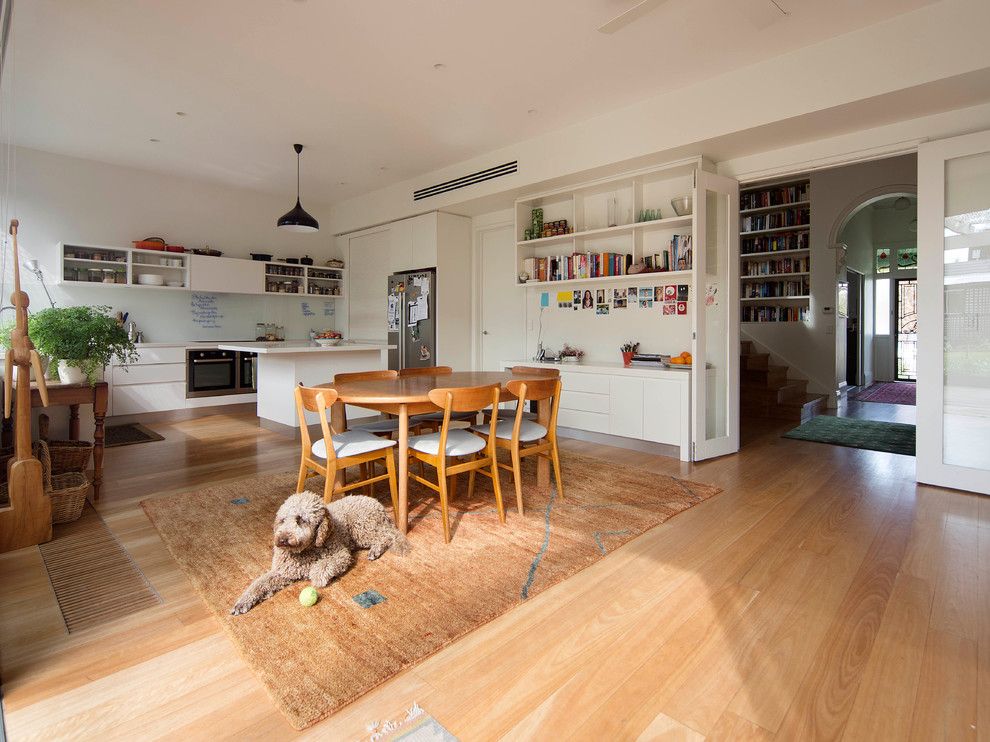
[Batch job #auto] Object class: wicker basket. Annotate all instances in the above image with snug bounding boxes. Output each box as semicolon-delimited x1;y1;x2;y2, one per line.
38;414;94;474
35;440;90;524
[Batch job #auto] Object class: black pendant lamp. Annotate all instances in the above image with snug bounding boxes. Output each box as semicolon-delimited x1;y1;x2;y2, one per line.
277;143;319;232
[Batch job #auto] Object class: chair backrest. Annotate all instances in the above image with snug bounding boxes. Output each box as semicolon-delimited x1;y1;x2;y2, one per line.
427;384;501;454
509;365;560;378
506;378;561;440
333;369;398;384
294;385;339;463
399;365;452;377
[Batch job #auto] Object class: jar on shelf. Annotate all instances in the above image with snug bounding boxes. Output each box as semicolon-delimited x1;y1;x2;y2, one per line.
63;267;78;282
87;268;102;282
115;269;127;284
102;269;115;284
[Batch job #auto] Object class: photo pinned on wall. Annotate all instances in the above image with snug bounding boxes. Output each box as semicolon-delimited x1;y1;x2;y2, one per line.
556;291;572;309
637;287;653;308
662;303;676;316
572;290;582;311
627;286;638;302
596;303;610;316
596;289;606;306
677;284;689;301
581;289;594;309
653;286;663;303
676;301;688;315
612;288;627;309
663;284;677;302
705;283;719;307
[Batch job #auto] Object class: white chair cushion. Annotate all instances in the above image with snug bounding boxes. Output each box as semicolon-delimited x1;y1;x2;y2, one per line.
471;419;548;442
408;429;487;457
312;430;397;460
352;418;401;433
412;410;478;423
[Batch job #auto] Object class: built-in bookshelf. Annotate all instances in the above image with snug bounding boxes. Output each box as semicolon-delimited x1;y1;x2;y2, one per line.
739;176;811;323
514;160;697;288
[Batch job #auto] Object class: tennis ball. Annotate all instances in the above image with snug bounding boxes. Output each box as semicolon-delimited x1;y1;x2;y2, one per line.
299;586;319;607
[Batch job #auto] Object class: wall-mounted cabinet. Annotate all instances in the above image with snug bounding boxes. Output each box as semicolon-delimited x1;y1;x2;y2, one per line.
60;243;344;298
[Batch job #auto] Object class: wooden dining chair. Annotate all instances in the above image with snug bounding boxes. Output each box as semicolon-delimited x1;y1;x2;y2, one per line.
407;384;505;542
406;366;478;429
333;369;404;437
471;377;563;516
485;366;561;423
294;386;399;518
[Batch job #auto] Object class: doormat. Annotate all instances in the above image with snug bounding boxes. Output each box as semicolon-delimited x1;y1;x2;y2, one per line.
105;423;165;448
38;503;163;632
783;415;915;456
850;381;916;406
141;454;721;729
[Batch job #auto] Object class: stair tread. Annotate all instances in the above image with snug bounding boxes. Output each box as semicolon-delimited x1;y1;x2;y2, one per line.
777;393;827;408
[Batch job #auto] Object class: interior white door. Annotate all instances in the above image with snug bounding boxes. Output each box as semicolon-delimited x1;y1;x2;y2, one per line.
479;224;525;370
917;130;990;495
692;170;740;460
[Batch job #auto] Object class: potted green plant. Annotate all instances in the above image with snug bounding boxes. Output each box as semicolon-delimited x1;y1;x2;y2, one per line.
12;305;138;384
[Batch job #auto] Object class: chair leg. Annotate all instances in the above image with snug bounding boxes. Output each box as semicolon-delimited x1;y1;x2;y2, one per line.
489;455;505;524
467;463;477;500
360;463;374;497
448;473;458;501
510;445;524;516
550;439;564;501
323;466;335;504
383;451;399;525
296;460;309;493
437;465;451;543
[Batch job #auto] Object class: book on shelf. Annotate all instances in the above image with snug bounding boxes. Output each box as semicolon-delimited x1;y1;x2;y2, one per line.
521;252;632;283
740;182;809;211
742;305;809;322
740;206;810;233
742;277;810;298
742;256;810;276
642;234;692;272
741;230;809;255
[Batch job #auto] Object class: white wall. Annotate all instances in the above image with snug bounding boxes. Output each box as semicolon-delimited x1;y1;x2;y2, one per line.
329;0;990;234
4;146;342;343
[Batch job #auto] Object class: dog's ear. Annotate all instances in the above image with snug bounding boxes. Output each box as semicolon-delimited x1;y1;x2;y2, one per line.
313;512;331;548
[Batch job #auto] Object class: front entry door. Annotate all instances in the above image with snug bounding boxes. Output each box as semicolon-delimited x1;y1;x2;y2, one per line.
917;130;990;495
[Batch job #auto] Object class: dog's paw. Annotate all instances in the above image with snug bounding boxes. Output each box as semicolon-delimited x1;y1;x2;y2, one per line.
231;599;254;615
367;552;378;561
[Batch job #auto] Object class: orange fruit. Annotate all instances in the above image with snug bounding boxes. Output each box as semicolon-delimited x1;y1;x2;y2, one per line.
680;351;691;359
669;357;684;365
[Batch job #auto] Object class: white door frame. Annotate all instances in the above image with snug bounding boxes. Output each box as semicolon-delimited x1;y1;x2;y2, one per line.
917;129;990;495
471;214;515;371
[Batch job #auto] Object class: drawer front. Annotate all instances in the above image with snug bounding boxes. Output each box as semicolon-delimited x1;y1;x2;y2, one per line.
112;382;187;415
557;408;609;434
560;389;610;414
609;377;644;439
135;347;186;365
112;362;186;386
643;377;683;446
559;371;611;395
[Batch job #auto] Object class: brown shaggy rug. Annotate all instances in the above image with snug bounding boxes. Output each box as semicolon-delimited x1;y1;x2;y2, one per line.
142;454;720;730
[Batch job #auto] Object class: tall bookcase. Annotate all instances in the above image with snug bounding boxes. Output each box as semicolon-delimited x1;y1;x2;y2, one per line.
739;176;811;323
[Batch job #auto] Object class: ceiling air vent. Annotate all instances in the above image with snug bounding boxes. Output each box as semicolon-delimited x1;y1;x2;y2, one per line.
413;160;517;201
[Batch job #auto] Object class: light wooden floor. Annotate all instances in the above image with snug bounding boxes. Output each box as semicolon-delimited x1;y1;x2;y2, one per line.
0;410;986;741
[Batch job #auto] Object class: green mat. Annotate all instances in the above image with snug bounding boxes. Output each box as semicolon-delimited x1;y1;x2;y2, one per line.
783;416;915;456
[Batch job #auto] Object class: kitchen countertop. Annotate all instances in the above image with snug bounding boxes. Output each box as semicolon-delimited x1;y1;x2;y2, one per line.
217;340;395;354
501;359;694;377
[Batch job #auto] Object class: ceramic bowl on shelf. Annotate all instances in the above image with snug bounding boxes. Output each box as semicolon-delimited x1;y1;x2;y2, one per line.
137;274;165;286
315;337;342;347
166;280;184;287
670;195;693;216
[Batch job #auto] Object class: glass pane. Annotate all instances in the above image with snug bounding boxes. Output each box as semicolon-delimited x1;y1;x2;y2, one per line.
876;278;891;335
942;151;990;470
896;279;918;381
875;248;891;273
704;188;729;441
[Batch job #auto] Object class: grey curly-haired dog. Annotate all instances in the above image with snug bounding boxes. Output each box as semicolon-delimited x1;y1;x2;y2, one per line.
231;491;409;615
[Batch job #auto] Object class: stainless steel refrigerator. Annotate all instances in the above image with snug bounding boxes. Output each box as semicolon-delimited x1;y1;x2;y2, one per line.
387;269;436;371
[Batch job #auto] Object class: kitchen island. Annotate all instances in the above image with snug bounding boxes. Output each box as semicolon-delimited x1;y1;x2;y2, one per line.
218;341;394;431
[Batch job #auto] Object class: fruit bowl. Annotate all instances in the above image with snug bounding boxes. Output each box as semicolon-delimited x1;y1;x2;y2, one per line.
315;337;342;347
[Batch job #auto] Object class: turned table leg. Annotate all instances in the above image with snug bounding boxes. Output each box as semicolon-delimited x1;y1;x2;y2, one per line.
92;384;108;501
69;404;80;440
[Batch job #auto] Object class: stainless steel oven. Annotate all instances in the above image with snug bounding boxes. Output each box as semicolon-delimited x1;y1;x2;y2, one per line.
187;348;258;398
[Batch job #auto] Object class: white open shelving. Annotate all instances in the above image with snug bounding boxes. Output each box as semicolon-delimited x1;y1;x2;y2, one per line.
59;243;346;297
514;160;698;289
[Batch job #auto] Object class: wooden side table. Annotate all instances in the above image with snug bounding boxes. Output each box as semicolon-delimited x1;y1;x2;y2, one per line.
1;381;109;500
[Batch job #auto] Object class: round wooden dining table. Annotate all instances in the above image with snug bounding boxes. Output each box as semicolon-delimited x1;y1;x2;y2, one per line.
323;370;551;533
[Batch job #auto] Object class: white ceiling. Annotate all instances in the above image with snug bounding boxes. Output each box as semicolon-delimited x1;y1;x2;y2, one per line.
10;0;936;205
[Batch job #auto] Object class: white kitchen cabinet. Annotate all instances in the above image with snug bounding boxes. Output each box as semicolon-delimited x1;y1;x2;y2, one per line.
112;363;185;386
609;377;644;438
112;382;187;416
643;377;684;446
388;218;414;274
190;254;264;294
411;213;438;269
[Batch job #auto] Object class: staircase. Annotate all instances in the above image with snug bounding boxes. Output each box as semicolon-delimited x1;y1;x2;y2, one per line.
740;340;826;423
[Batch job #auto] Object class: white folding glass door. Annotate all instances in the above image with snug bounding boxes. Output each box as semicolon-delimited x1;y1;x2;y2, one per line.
918;130;990;495
692;170;740;460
